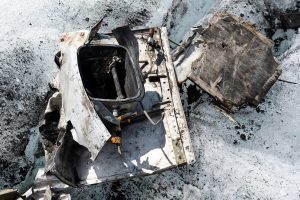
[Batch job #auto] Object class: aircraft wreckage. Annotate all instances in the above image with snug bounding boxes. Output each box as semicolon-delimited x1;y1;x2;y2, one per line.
1;12;281;199
42;24;195;187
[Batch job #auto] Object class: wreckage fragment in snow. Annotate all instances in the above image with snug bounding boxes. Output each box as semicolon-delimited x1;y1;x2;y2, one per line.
40;26;194;186
174;12;281;111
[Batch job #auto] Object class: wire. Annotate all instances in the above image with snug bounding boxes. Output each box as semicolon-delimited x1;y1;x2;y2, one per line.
143;110;164;125
139;102;164;126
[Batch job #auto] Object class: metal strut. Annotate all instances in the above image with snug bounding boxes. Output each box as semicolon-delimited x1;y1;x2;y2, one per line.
107;56;125;99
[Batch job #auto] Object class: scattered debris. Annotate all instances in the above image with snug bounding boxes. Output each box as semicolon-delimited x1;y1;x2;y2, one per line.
240;133;247;141
4;0;298;198
31;12;284;193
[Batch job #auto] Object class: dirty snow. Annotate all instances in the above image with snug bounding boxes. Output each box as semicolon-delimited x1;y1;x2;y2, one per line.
0;0;300;199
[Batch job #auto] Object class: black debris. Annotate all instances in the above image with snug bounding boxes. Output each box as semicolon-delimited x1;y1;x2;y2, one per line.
240;133;247;141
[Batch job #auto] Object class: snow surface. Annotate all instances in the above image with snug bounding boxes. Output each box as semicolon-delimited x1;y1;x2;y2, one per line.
0;0;300;199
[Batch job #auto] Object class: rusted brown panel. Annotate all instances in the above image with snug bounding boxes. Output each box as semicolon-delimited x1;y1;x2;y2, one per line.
188;12;281;111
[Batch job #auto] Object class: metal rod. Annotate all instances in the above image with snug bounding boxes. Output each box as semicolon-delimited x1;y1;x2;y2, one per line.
168;38;184;50
278;79;297;84
111;65;125;99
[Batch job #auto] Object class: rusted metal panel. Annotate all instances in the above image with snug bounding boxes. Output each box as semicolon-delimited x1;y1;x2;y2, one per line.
182;12;281;111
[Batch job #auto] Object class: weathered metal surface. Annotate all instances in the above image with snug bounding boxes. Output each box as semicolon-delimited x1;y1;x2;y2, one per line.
178;12;281;111
40;30;113;186
160;29;195;164
58;31;111;160
280;12;300;29
76;27;194;185
41;27;194;186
